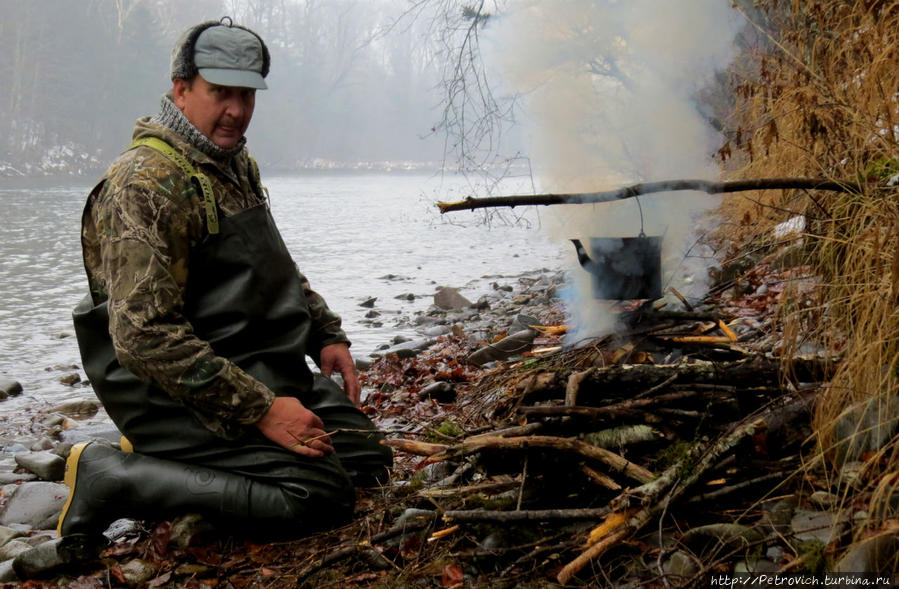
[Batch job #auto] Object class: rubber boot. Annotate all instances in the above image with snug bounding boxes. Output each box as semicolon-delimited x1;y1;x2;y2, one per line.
57;442;351;538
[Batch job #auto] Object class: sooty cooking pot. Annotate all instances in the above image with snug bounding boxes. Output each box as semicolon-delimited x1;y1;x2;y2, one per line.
571;236;662;300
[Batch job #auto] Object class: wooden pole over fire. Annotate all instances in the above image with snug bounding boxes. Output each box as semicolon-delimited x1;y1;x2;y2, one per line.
436;177;868;213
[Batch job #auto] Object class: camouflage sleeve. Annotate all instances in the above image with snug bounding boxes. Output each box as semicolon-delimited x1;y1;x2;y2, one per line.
299;270;351;365
96;183;275;430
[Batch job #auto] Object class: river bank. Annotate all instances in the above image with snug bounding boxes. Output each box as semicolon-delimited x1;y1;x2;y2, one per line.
0;266;568;583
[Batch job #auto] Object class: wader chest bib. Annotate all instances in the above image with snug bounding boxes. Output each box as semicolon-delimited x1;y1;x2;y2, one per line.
73;148;390;491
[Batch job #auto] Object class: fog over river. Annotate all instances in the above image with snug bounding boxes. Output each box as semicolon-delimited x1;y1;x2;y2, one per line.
0;173;566;421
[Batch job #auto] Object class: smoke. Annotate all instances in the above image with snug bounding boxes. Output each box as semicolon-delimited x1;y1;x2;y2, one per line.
483;0;743;340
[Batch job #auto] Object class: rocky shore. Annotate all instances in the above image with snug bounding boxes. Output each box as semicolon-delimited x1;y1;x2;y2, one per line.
2;253;895;586
0;267;565;583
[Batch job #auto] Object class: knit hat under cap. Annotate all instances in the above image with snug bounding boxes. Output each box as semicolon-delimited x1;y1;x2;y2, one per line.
170;18;270;89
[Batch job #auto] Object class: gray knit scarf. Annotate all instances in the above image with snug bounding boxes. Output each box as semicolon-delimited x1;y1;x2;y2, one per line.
150;94;245;160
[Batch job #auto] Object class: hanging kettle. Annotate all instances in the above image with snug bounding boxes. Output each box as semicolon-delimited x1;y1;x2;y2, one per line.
571;235;662;300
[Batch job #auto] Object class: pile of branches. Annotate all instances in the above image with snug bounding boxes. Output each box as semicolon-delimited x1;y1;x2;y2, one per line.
289;302;839;588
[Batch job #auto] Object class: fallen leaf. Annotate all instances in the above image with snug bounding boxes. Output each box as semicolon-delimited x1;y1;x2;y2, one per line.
147;572;173;588
68;576;104;589
441;563;464;587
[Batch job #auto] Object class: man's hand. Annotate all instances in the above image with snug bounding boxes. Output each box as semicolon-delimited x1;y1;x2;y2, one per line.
320;343;361;405
255;397;334;457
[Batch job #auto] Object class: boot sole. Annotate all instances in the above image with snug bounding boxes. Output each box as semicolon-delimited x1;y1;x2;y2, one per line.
57;441;91;536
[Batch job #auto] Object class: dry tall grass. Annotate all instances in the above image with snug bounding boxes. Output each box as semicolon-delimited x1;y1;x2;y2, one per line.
722;0;899;567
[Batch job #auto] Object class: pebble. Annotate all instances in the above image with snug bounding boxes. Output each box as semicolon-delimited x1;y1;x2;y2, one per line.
46;400;100;419
375;338;434;359
833;533;899;573
418;381;456;403
359;297;377;308
59;424;123;446
0;540;32;561
790;509;845;544
467;329;537;366
12;535;102;580
0;526;23;547
0;473;37;484
119;558;157;585
0;379;23;399
58;374;81;386
421;325;451;337
662;550;699;580
14;452;65;482
0;559;17;583
169;513;215;548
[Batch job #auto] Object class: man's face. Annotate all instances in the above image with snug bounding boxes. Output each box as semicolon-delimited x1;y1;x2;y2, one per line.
173;75;256;149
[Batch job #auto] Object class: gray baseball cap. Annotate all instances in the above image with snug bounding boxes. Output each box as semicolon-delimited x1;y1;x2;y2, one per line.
194;25;267;89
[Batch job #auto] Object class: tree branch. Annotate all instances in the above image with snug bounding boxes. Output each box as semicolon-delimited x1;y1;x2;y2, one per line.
437;177;869;213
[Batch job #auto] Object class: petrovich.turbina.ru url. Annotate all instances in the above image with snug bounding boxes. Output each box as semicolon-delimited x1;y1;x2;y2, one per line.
708;573;896;587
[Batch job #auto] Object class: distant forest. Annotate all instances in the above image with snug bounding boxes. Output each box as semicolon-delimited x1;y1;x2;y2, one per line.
0;0;449;176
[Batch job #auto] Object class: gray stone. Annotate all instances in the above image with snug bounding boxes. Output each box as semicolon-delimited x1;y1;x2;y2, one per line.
509;314;540;333
2;443;30;455
0;540;32;561
358;548;393;570
762;496;797;535
0;379;23;398
682;523;765;551
791;509;846;544
58;373;81;386
0;559;17;583
410;462;455;486
418;381;456;403
168;513;214;548
466;329;537;366
0;482;68;530
434;287;472;310
0;472;36;484
29;438;55;452
359;296;377;308
14;452;65;482
833;394;899;465
421;325;451;337
809;491;837;509
0;525;23;547
380;338;433;359
394;293;415;301
12;535;102;580
119;558;157;585
387;508;436;548
22;533;54;547
59;423;123;446
354;357;372;371
833;533;899;574
839;461;865;490
663;550;699;580
46;400;100;419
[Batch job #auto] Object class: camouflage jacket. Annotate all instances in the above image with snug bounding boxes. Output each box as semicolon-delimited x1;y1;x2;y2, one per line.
81;116;349;437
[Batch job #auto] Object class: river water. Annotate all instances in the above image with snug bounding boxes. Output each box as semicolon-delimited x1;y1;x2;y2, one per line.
0;173;566;419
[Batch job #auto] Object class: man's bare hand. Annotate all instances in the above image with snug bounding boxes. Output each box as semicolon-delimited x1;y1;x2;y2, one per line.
320;343;361;405
254;397;333;457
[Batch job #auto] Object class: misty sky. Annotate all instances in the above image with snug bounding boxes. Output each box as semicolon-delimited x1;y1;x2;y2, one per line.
0;0;464;174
